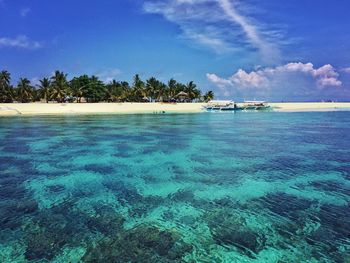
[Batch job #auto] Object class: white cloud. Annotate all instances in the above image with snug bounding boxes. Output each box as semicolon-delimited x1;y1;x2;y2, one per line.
316;77;341;87
0;35;42;49
181;29;234;53
207;73;232;88
231;69;269;88
217;0;280;62
207;72;235;96
143;0;282;62
97;68;122;83
207;62;343;99
30;77;40;86
341;67;350;73
20;7;31;17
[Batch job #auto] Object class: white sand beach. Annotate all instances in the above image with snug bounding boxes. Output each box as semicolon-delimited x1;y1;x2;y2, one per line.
0;102;350;116
0;103;206;116
269;102;350;112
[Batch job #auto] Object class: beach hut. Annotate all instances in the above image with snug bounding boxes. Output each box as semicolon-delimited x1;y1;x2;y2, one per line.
142;96;150;102
176;91;189;102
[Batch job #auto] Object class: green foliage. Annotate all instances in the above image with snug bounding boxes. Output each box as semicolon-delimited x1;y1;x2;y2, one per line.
70;75;89;103
167;78;177;99
17;78;34;103
37;78;51;103
105;80;130;102
0;70;213;103
83;76;106;102
185;81;201;101
0;70;13;102
203;90;214;102
51;71;69;102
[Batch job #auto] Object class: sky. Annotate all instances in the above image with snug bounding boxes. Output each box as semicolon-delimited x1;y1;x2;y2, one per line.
1;0;350;101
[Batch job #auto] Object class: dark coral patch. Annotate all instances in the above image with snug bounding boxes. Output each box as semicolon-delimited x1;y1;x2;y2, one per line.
21;199;127;261
204;209;265;258
83;225;192;262
317;203;350;241
168;189;195;203
103;180;164;217
0;199;38;230
0;182;27;199
310;180;350;196
259;193;314;220
46;184;65;193
86;205;125;237
84;164;115;174
24;227;67;260
23;199;89;261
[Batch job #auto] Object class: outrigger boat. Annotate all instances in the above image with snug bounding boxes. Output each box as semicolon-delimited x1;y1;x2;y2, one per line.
204;100;242;111
204;100;272;111
242;101;271;110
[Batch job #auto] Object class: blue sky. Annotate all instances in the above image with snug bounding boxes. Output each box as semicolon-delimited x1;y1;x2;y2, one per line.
1;0;350;101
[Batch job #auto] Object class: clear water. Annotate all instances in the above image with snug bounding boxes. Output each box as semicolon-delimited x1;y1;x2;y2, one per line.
0;112;349;262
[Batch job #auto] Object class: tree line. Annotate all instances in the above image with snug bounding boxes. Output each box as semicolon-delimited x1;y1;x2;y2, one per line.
0;70;214;103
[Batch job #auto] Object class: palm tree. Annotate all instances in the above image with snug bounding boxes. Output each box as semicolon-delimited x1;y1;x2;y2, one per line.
51;71;68;102
167;78;177;100
37;78;51;103
0;70;214;103
132;74;146;101
185;81;201;101
70;75;89;103
83;75;106;102
120;81;131;101
156;83;167;102
17;78;33;103
0;70;13;102
146;77;161;101
203;91;214;102
105;79;117;102
105;80;129;102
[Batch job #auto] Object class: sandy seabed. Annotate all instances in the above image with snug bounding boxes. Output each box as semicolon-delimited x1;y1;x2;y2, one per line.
0;102;350;116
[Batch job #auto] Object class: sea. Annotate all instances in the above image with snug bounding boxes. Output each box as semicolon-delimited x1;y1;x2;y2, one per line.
0;111;349;262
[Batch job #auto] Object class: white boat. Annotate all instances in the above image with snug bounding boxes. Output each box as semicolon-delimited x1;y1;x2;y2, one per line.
243;101;271;110
204;100;240;111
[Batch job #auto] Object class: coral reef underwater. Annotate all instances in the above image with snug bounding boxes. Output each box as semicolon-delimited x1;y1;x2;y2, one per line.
0;113;350;262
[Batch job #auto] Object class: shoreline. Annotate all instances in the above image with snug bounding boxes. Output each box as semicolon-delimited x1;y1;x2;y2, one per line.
0;102;350;116
0;103;206;116
269;102;350;112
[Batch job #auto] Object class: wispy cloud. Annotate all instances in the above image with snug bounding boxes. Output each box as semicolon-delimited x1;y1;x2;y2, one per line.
96;68;122;83
341;67;350;73
20;7;31;18
207;62;343;99
217;0;280;62
30;77;41;87
0;35;42;49
143;0;282;62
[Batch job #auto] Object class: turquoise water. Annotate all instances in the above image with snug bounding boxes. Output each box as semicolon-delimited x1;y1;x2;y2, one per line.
0;112;350;262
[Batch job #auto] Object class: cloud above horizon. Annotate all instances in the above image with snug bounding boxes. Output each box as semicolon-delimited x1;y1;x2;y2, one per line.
342;67;350;74
143;0;282;62
207;62;344;100
0;35;42;49
20;7;31;18
96;68;122;83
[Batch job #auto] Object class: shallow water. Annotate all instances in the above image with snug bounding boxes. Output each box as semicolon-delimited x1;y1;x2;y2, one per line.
0;112;350;262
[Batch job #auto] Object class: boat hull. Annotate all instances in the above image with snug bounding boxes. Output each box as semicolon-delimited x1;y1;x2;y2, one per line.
204;106;243;111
